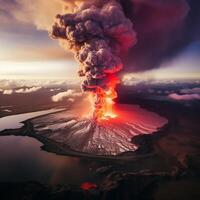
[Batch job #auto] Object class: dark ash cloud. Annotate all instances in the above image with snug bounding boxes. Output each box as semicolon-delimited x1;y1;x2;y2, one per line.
120;0;193;72
51;0;137;92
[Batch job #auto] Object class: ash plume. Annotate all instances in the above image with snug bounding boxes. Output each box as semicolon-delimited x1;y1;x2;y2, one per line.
50;0;137;92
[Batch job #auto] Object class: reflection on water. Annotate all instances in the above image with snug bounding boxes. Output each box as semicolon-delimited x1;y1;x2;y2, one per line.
0;136;100;185
0;109;65;131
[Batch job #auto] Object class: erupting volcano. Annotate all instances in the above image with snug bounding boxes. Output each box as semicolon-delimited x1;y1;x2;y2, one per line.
32;104;168;155
50;0;137;121
46;0;169;155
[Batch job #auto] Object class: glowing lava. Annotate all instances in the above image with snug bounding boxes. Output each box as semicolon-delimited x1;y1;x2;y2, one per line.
91;75;119;121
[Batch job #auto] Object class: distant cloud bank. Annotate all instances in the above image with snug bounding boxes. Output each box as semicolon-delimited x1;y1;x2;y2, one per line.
0;79;79;90
3;90;13;95
169;93;200;101
1;87;41;95
15;87;41;94
180;87;200;94
169;87;200;101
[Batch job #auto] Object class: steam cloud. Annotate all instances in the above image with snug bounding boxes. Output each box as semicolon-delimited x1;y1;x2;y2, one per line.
50;0;137;92
52;89;82;102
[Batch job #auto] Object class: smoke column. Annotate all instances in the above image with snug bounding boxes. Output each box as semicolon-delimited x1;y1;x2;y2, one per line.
50;0;137;120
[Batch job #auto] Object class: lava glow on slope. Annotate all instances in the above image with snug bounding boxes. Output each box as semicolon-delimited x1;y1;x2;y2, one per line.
32;104;168;155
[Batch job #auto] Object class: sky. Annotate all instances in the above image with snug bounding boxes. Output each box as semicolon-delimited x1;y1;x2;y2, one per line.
0;0;199;81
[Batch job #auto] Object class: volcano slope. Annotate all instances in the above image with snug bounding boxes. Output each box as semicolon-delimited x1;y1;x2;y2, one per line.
31;104;167;155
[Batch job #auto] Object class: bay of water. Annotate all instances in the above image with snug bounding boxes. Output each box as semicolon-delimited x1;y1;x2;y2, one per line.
0;135;100;186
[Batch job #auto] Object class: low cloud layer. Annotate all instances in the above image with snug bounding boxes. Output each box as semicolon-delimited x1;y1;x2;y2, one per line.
0;79;78;90
180;87;200;94
1;87;41;95
15;87;41;94
169;86;200;101
3;90;13;95
52;89;82;102
169;93;200;101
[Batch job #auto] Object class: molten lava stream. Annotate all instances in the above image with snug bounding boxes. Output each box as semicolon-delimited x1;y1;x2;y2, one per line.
92;76;119;121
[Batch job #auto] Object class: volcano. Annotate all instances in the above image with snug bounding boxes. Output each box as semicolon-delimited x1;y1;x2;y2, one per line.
31;104;167;155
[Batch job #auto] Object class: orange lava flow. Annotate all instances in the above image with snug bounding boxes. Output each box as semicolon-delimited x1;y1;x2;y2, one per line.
91;75;119;121
81;182;97;191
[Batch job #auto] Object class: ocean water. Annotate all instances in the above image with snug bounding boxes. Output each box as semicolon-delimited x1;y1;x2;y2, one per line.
0;135;101;185
0;109;65;131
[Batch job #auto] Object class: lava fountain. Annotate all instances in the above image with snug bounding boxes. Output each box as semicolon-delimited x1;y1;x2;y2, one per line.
90;74;119;121
50;0;137;121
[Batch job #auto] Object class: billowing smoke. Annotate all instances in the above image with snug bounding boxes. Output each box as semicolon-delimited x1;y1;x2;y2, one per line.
48;0;199;118
50;0;137;119
49;0;191;75
50;0;137;92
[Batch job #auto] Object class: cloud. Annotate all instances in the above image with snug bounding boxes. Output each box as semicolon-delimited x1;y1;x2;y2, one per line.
169;93;200;101
15;86;41;93
1;86;41;95
3;89;13;95
52;89;82;102
169;86;200;101
2;109;12;113
0;0;82;30
0;79;78;90
180;87;200;94
68;98;75;102
0;0;63;30
50;88;61;92
122;73;147;86
0;45;71;62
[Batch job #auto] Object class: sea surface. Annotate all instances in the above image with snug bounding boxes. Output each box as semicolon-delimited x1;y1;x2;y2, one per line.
0;109;64;131
0;135;100;185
